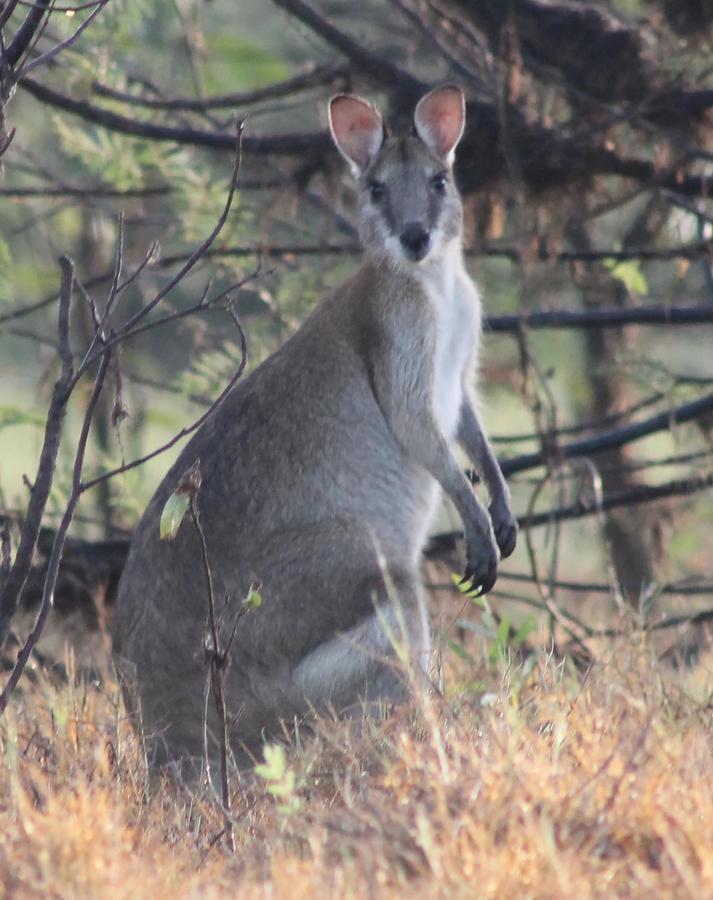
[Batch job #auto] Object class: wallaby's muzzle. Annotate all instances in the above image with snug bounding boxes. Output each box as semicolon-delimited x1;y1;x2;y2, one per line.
399;223;430;261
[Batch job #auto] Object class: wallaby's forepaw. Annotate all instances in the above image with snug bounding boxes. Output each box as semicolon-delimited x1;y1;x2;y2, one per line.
489;498;518;560
459;539;499;596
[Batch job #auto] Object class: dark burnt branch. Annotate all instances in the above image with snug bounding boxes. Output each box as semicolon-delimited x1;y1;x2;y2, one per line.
3;0;50;67
19;77;331;155
485;303;713;333
0;348;112;714
271;0;424;100
497;391;713;478
0;184;170;199
19;0;108;77
20;75;713;201
91;62;350;112
429;471;713;551
445;0;707;125
183;466;234;853
495;570;713;598
480;238;713;264
0;256;74;650
0;2;21;32
79;308;248;493
521;472;713;528
447;0;650;103
490;393;666;446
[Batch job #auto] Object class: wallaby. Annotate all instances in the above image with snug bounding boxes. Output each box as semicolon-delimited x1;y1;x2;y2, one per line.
113;85;517;774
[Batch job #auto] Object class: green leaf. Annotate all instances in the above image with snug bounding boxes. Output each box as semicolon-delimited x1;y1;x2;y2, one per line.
604;259;648;296
243;588;262;611
159;491;190;541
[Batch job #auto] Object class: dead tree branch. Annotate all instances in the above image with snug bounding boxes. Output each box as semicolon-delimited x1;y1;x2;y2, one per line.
0;348;111;714
91;62;350;112
0;256;75;649
428;471;713;556
497;391;713;478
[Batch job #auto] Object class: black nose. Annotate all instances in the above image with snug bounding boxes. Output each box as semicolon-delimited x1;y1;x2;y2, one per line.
400;224;430;260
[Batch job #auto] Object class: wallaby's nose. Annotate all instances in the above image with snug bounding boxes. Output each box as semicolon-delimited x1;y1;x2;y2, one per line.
399;223;430;261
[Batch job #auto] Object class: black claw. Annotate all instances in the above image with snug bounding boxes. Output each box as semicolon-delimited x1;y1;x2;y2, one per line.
495;523;518;560
460;553;499;596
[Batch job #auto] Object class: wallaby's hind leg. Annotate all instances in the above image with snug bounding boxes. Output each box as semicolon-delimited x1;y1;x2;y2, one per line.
226;568;431;764
288;569;431;715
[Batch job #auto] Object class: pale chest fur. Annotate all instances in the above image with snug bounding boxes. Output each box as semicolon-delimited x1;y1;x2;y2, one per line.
417;246;481;441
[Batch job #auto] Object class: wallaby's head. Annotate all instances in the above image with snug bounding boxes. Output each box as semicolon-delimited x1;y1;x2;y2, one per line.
329;85;465;267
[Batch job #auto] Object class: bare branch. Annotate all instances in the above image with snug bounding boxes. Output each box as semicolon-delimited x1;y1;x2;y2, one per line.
91;62;350;112
3;0;50;67
79;309;248;493
0;348;111;714
19;77;331;155
18;0;108;76
497;391;713;477
428;471;713;551
271;0;424;98
495;570;713;598
0;255;74;649
486;303;713;334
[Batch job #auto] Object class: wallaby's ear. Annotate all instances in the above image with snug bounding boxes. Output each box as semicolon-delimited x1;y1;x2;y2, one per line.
414;85;465;166
329;94;384;175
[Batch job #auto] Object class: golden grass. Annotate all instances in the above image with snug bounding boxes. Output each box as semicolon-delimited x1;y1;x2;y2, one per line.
2;642;713;899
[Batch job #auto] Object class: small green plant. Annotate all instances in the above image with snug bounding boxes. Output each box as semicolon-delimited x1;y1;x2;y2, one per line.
451;574;536;668
254;744;302;815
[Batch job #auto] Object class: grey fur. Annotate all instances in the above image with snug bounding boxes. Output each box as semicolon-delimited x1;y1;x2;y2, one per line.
113;86;517;775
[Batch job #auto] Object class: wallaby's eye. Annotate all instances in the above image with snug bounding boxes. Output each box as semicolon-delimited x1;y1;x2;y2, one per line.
431;173;448;194
368;180;386;202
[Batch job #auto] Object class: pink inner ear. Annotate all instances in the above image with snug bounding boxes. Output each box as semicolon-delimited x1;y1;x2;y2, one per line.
329;97;383;171
415;88;464;159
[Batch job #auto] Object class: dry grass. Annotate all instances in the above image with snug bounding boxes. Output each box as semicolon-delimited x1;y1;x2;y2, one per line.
2;638;713;899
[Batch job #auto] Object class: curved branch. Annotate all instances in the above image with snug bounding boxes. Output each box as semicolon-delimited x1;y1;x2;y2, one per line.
21;75;713;201
271;0;424;99
497;391;713;477
4;0;51;68
91;62;350;112
19;77;331;155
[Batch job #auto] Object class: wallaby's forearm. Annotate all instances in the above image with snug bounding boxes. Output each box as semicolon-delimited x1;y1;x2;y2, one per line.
457;397;518;559
371;330;498;590
457;397;509;504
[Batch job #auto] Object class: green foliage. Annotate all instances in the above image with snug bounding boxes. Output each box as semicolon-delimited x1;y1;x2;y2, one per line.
203;34;290;94
604;259;648;296
159;491;190;541
451;573;536;668
0;406;46;430
173;340;246;400
243;586;262;611
254;744;302;814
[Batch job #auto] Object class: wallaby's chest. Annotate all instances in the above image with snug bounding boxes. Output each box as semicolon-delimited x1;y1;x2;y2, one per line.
424;265;481;440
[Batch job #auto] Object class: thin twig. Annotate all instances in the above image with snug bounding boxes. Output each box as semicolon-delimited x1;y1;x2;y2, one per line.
91;62;350;111
497;391;713;477
79;307;248;492
18;0;108;76
182;467;235;854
